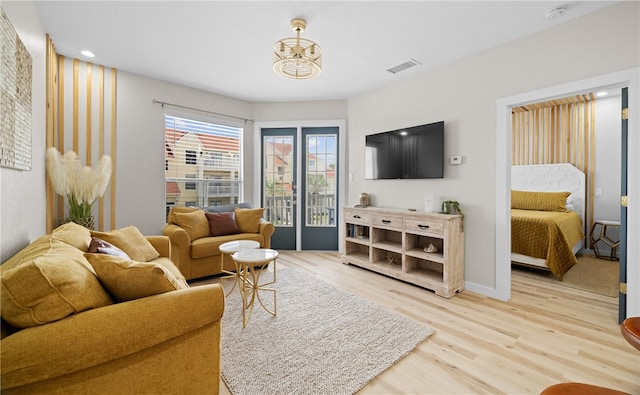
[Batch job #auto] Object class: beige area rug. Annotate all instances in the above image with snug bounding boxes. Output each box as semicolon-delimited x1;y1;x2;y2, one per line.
514;254;619;297
220;267;435;395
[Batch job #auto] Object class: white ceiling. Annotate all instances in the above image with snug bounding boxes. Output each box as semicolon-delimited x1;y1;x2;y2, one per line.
34;1;618;103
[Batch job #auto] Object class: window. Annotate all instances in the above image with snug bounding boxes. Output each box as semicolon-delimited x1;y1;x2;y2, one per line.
185;174;196;190
185;150;197;165
165;115;242;212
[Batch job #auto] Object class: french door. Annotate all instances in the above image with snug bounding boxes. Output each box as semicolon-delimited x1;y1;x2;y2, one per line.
261;127;339;251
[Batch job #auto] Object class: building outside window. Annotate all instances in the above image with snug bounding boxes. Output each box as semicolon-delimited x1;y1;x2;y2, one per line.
165;115;242;216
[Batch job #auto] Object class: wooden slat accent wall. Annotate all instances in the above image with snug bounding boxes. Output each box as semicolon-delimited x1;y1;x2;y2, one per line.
45;39;117;232
511;94;596;241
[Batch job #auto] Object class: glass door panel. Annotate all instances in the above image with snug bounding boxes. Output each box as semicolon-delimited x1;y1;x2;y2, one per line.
302;127;338;250
262;128;296;250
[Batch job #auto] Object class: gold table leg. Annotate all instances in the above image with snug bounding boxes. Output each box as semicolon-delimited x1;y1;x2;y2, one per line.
239;258;277;327
219;253;242;297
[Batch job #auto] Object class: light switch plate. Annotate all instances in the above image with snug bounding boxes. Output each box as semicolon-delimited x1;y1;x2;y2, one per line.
450;156;462;165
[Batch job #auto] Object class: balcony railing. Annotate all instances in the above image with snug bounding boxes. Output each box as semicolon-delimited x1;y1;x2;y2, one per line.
166;178;241;209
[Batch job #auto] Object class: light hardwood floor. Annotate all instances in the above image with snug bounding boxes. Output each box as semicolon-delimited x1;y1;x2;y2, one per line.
199;251;639;395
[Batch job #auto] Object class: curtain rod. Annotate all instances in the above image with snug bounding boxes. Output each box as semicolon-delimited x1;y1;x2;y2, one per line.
152;99;253;123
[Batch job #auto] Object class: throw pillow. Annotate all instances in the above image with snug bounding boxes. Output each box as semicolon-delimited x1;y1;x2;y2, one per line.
511;190;570;212
0;240;113;328
84;254;189;302
172;210;210;241
91;226;159;262
234;207;265;233
51;221;92;251
88;236;130;259
205;212;240;236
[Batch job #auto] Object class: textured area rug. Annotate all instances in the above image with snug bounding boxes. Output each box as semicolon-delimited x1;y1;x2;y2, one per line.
220;267;435;395
514;254;619;297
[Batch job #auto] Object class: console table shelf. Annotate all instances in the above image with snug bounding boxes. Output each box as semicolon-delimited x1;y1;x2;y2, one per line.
342;207;464;298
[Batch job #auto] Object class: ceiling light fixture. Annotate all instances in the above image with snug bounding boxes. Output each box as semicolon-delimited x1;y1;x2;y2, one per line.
80;50;95;58
545;5;568;20
273;18;322;80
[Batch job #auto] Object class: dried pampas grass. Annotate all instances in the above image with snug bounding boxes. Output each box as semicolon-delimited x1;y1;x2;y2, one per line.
46;147;112;220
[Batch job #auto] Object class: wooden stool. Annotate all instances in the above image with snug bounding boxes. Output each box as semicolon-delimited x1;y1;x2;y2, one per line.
621;317;640;351
590;220;620;260
540;383;629;395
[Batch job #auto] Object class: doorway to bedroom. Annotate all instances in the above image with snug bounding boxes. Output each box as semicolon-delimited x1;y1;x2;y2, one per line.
507;87;626;319
498;69;638;323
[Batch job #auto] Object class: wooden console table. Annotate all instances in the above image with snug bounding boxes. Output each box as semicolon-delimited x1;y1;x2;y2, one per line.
342;206;464;298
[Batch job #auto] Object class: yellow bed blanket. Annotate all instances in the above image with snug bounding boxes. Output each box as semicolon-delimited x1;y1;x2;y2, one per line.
511;209;584;278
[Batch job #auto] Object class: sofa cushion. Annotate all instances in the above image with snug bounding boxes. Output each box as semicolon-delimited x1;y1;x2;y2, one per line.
168;206;199;224
51;221;92;251
91;226;160;262
190;234;263;259
173;210;210;241
234;208;265;233
206;212;240;236
85;254;189;302
0;240;113;328
88;236;130;259
202;202;252;213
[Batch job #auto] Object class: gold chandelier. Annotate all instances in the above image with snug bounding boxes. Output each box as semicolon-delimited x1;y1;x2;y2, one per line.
273;18;322;79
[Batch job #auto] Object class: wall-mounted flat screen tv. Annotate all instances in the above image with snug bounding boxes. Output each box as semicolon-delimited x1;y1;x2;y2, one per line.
365;121;444;179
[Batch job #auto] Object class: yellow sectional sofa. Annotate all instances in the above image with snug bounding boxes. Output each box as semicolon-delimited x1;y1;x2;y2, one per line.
163;204;275;280
0;222;224;395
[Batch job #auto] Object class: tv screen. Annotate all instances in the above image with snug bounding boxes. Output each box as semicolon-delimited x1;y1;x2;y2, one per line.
365;121;444;180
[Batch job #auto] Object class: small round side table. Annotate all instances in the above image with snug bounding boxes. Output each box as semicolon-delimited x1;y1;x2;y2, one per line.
231;248;278;327
219;240;260;296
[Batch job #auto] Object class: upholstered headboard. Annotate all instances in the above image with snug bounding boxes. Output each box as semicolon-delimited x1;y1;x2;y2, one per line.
511;163;585;224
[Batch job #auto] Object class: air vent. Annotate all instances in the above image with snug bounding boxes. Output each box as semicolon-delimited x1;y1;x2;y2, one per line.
387;58;422;74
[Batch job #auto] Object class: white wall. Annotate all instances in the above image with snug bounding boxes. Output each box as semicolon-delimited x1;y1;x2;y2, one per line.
0;2;47;262
594;95;622;216
593;94;622;250
347;2;639;293
115;71;348;235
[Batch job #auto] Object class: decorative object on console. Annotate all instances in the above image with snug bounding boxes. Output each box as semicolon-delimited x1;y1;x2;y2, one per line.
46;147;112;229
424;243;438;253
424;195;434;212
386;252;400;265
273;18;322;80
441;200;464;230
357;192;370;208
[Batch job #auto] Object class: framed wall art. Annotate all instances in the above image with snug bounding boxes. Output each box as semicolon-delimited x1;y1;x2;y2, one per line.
1;8;32;171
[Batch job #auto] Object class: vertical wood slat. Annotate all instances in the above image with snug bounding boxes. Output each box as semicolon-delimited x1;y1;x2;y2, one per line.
110;68;117;229
45;35;57;233
73;59;79;153
98;66;105;231
57;55;65;223
86;63;92;165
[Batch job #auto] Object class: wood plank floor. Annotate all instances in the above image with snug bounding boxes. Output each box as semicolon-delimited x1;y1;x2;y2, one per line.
197;251;639;395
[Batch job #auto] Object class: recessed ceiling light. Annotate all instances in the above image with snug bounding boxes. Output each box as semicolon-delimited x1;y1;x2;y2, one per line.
596;91;608;97
545;5;569;20
80;50;95;58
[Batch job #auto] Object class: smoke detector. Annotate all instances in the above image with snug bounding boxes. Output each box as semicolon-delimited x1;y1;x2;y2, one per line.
545;5;569;20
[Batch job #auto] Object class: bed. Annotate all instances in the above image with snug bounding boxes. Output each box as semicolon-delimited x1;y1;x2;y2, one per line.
511;164;586;278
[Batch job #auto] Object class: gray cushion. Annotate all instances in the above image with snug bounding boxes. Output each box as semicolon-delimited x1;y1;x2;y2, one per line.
201;202;252;213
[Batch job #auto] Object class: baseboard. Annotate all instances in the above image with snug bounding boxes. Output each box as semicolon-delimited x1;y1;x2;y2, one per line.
464;281;506;301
